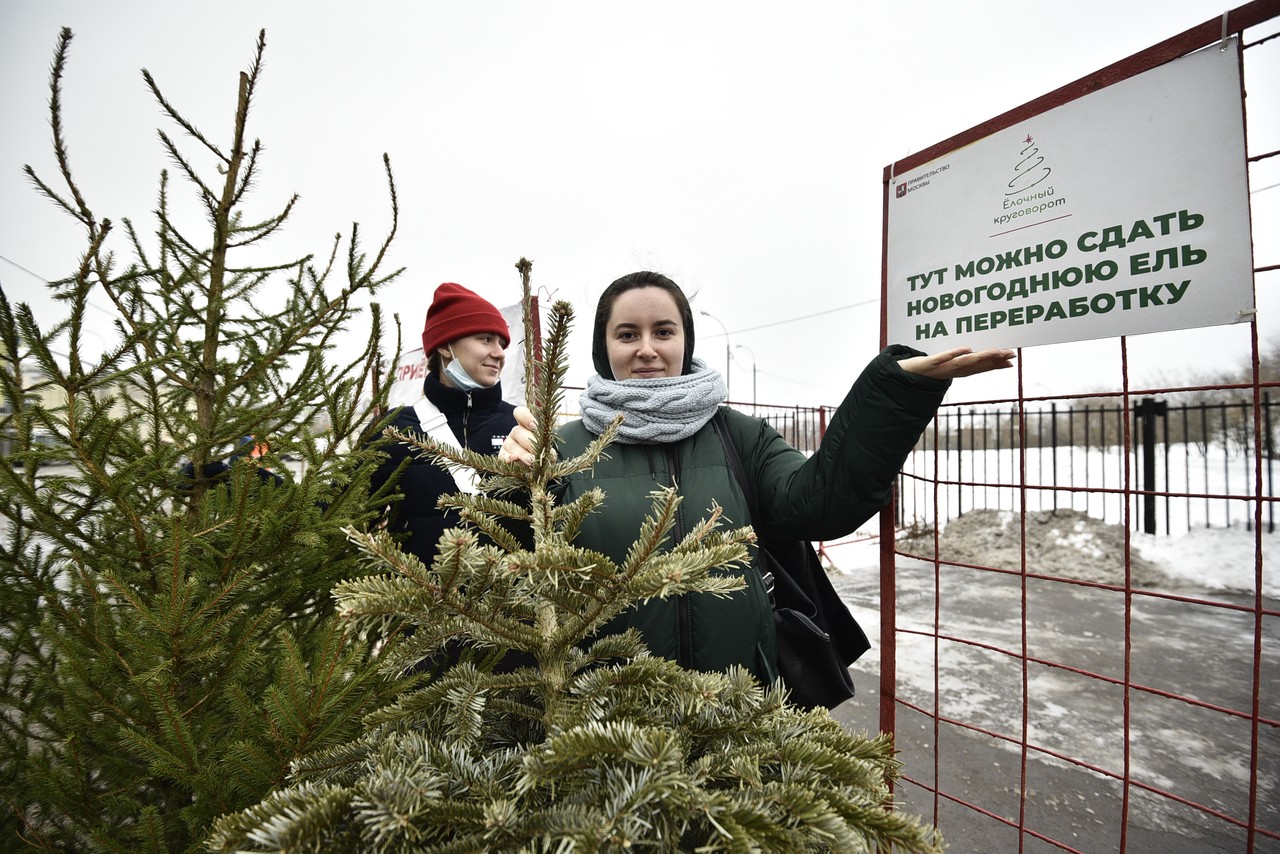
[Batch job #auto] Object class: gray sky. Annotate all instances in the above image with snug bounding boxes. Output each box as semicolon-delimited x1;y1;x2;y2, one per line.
2;1;1276;407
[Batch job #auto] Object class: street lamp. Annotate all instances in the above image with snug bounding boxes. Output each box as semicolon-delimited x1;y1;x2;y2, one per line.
734;344;757;408
698;310;730;400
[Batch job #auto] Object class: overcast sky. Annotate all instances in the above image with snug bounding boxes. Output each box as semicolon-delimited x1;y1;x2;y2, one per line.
2;1;1276;407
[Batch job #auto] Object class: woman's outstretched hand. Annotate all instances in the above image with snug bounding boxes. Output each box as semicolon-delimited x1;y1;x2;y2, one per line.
498;405;539;467
898;347;1016;380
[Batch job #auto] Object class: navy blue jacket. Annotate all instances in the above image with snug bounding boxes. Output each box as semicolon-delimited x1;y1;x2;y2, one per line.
369;373;517;565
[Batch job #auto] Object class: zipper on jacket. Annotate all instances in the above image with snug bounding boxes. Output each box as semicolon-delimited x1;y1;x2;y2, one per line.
663;446;693;669
462;393;473;448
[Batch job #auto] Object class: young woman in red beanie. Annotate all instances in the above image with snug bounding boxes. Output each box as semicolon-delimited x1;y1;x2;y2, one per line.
368;282;518;568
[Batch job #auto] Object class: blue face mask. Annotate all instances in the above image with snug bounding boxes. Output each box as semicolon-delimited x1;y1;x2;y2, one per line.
443;348;484;392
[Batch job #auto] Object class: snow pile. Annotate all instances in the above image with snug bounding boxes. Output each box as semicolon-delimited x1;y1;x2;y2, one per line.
1134;523;1273;598
892;508;1274;598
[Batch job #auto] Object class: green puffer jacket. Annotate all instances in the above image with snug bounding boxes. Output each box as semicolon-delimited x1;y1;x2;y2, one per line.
555;345;950;686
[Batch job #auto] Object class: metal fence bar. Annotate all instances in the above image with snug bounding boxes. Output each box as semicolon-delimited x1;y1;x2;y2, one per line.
894;395;1280;538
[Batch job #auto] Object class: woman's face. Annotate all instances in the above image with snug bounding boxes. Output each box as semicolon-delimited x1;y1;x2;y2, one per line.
605;287;685;380
439;332;507;388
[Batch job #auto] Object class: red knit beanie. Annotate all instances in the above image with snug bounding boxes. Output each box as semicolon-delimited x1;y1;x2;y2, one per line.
421;282;511;355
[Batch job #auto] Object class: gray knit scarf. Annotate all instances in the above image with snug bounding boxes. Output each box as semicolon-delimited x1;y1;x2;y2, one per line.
579;359;727;444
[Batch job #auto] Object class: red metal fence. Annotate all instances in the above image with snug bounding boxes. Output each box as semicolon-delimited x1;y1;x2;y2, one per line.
887;382;1278;852
875;5;1280;851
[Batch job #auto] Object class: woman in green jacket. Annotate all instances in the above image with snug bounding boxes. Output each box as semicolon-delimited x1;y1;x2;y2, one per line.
501;271;1014;687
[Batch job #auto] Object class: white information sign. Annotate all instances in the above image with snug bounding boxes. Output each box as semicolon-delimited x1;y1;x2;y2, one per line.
886;39;1255;352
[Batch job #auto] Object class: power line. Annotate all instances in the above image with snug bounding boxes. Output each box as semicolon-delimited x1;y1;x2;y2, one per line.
754;365;835;390
0;252;117;318
0;252;53;284
700;297;878;339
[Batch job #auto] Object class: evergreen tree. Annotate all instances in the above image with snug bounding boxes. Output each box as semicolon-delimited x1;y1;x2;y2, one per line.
1;29;411;852
209;260;943;853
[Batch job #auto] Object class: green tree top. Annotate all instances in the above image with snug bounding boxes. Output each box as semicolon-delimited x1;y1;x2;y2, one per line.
1;28;409;853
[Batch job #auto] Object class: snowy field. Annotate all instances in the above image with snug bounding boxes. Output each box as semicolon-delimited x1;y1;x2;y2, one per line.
896;441;1277;542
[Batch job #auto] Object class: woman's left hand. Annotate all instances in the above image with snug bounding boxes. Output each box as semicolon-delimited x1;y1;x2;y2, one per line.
898;347;1016;380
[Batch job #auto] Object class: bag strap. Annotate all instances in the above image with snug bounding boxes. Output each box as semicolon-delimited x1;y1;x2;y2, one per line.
713;410;869;670
710;409;757;522
716;407;752;514
411;395;480;495
710;410;775;597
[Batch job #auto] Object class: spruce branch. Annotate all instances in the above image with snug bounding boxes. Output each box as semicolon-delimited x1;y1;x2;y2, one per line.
44;28;93;226
230;139;262;208
154;128;219;215
22;164;88;227
224;192;299;248
357;154;402;290
516;256;536;396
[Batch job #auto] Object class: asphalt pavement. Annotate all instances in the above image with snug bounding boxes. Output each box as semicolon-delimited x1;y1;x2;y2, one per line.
829;554;1279;853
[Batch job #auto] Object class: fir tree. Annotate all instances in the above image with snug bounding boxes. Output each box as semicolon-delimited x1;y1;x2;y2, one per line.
209;260;943;853
1;29;411;852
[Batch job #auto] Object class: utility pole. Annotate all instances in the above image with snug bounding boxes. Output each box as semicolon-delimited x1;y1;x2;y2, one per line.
699;310;731;400
734;344;757;407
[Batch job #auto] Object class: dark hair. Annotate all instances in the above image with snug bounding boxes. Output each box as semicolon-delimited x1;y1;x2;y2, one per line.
591;271;696;379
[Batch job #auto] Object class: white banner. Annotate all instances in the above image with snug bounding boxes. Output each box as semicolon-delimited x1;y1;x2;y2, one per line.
388;302;532;407
886;40;1255;352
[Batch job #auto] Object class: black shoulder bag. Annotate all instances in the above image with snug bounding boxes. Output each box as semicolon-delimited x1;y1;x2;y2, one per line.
710;410;870;710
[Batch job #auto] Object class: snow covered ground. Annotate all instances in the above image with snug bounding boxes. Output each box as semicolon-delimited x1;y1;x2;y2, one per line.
1134;522;1273;598
823;513;1278;851
897;441;1277;542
